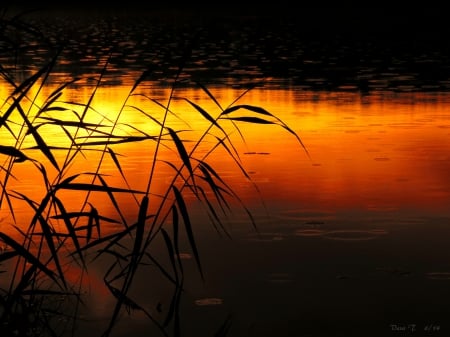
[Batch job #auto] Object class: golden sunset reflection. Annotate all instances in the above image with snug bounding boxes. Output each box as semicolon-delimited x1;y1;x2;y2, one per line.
2;80;450;239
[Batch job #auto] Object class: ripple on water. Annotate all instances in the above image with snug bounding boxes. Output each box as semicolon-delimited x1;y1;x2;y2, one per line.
267;273;293;284
194;298;224;306
246;232;285;242
322;229;388;241
426;272;450;280
277;209;335;221
294;229;327;237
295;228;389;241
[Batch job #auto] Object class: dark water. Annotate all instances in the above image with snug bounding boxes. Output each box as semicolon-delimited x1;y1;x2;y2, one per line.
2;6;450;337
2;6;450;91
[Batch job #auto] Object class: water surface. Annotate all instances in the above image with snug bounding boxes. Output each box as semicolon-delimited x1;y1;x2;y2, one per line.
1;7;450;337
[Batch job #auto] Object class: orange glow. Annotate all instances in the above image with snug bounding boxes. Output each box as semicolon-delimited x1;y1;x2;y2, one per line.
1;80;450;239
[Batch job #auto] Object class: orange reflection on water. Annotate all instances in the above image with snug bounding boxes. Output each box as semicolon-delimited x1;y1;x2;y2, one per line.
1;81;450;237
235;91;450;217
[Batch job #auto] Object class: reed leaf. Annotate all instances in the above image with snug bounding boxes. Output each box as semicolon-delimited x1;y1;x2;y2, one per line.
126;103;164;127
221;104;310;157
222;116;274;125
52;196;85;268
40;91;63;113
0;250;19;262
58;173;81;186
171;205;183;273
0;232;57;284
160;160;188;182
34;206;66;288
198;149;259;233
167;127;195;185
131;195;148;269
9;58;51;97
97;174;130;229
214;314;233;337
15;101;60;171
195;185;231;239
86;204;100;244
172;186;203;281
56;182;145;194
50;211;120;224
160;228;178;281
72;222;139;256
0;64;16;88
35;116;108;129
79;51;111;122
105;281;168;336
214;136;249;179
10;263;39;301
183;97;225;133
163;283;182;335
197;164;232;211
144;253;177;285
75;136;155;146
221;104;272;116
0;86;31;128
197;160;233;192
107;147;126;181
105;282;144;314
195;81;223;111
0;145;28;162
47;77;81;100
133;96;190;127
101;249;128;261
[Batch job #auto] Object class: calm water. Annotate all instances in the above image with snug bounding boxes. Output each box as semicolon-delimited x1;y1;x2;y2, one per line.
1;7;450;337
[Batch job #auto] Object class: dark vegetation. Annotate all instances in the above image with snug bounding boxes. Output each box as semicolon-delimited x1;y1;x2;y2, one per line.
0;6;308;337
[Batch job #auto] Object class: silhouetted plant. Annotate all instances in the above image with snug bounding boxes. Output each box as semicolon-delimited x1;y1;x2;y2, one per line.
0;6;308;337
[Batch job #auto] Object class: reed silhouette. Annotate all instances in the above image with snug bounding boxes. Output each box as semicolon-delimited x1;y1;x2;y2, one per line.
0;7;308;337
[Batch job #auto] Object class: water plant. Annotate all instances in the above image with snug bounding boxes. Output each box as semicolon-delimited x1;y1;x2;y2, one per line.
0;7;308;337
